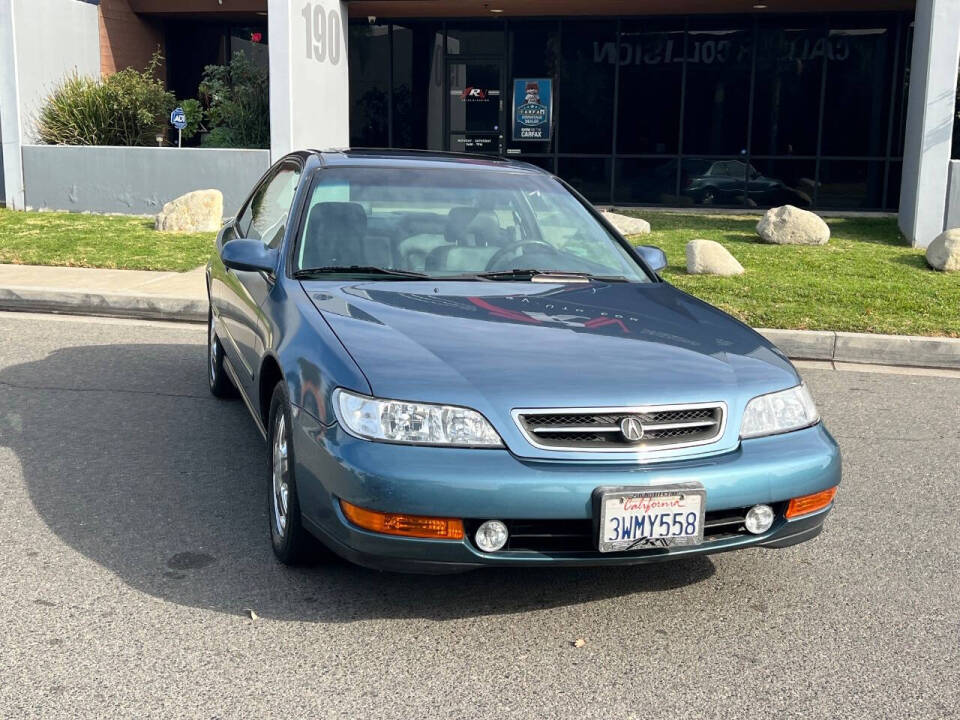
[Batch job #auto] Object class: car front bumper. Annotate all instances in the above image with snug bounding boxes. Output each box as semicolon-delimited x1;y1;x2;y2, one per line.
291;409;841;573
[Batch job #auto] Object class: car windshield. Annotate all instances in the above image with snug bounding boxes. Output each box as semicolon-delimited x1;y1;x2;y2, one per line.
294;167;650;282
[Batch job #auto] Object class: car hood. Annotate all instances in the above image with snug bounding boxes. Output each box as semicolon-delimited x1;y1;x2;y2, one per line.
303;280;799;460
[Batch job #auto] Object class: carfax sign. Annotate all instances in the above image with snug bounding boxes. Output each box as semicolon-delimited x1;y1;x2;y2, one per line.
512;78;552;142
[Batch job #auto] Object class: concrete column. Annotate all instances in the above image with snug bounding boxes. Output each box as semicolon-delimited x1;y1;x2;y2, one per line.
898;0;960;248
0;0;25;209
268;0;350;161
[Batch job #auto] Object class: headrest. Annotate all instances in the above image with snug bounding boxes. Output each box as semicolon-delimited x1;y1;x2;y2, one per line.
307;202;367;237
445;207;479;244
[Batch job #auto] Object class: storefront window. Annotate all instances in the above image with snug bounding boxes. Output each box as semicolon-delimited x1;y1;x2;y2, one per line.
349;25;390;147
752;22;825;156
393;23;444;150
817;159;886;209
447;25;504;55
506;21;559;155
886;160;903;210
614;158;679;204
558;157;612;203
820;19;895;157
617;21;684;155
346;12;912;210
682;19;752;156
747;159;818;208
558;21;616;154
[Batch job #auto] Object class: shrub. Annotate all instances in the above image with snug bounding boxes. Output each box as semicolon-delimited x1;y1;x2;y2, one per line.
199;52;270;149
37;53;175;146
177;98;204;141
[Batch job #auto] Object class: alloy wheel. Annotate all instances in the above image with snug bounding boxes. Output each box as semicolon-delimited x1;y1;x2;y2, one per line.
272;413;290;538
209;319;218;385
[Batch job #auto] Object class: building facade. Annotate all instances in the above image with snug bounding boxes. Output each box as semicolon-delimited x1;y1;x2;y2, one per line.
1;0;958;248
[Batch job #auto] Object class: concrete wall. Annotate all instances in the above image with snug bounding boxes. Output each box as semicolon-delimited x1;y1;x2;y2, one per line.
0;0;101;209
13;0;101;143
21;145;272;216
99;0;165;77
898;0;960;247
947;160;960;231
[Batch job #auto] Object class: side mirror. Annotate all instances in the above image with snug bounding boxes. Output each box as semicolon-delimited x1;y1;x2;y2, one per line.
633;245;667;273
220;239;278;274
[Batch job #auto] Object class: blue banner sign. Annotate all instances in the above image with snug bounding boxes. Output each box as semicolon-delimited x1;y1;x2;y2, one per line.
512;78;552;142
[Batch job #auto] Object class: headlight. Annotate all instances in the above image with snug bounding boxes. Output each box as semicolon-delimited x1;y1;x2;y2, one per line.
740;383;820;439
333;389;503;447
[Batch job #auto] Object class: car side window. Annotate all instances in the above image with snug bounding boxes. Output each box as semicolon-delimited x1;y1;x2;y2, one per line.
237;163;302;248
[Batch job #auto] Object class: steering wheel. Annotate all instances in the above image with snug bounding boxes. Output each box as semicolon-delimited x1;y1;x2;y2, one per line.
485;240;560;271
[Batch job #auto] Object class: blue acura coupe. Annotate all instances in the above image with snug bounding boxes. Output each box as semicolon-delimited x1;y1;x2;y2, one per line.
206;149;840;572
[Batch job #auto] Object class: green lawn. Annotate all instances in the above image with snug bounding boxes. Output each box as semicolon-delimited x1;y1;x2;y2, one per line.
0;207;956;336
620;211;959;337
0;208;215;272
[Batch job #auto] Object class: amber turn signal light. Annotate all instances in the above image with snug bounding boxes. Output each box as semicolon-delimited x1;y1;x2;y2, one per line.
786;486;838;519
339;499;464;540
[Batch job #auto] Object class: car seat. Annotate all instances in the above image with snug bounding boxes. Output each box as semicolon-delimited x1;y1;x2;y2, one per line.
299;202;368;269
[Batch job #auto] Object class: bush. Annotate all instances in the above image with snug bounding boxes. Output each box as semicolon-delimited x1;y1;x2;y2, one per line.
199;52;270;149
177;98;204;141
37;53;175;146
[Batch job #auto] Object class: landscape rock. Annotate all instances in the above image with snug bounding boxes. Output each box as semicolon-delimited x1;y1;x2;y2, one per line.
925;228;960;272
601;210;651;236
155;189;223;233
756;205;830;245
685;239;745;276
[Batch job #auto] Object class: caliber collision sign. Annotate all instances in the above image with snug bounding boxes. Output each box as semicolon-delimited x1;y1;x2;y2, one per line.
512;78;552;142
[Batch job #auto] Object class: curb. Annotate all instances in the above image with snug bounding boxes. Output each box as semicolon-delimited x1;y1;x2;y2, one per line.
0;286;207;323
0;287;958;370
757;328;960;371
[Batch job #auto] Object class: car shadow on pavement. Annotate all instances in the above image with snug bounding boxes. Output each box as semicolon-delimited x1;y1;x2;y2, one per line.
2;342;715;623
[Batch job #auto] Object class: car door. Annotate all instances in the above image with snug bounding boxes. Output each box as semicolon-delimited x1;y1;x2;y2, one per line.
216;160;302;390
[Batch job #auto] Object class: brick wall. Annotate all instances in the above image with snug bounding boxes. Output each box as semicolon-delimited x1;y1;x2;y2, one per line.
98;0;164;76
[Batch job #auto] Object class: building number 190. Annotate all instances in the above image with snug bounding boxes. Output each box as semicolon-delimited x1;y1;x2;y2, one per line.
301;2;341;65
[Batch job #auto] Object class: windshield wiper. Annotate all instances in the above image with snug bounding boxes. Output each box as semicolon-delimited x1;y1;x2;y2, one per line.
293;265;430;280
471;269;631;283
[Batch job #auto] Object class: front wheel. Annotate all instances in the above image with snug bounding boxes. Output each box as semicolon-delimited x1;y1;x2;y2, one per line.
267;381;318;565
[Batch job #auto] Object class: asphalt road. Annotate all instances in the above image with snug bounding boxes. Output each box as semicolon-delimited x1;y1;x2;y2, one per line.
1;312;958;719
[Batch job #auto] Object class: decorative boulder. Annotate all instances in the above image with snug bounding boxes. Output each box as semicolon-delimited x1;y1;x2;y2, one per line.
155;189;223;233
756;205;830;245
601;210;651;236
925;228;960;272
685;239;744;276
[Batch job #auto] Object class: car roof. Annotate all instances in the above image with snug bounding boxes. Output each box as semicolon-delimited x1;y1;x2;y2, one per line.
305;148;553;175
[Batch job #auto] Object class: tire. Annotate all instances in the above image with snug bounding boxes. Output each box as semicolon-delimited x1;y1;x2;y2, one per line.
267;380;318;565
208;308;238;399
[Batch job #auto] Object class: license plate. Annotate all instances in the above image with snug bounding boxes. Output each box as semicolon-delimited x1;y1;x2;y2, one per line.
597;483;706;553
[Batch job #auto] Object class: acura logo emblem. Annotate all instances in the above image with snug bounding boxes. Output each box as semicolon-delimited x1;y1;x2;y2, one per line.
619;416;645;443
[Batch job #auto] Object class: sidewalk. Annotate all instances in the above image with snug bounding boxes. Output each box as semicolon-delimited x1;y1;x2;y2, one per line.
0;263;958;369
0;264;207;322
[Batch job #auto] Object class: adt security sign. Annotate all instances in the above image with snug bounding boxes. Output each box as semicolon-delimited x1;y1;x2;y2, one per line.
170;107;187;147
170;107;187;130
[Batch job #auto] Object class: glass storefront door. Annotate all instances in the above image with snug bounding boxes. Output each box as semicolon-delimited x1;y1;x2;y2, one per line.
446;61;504;155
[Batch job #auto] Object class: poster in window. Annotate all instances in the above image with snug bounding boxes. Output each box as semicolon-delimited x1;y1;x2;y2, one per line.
512;78;552;142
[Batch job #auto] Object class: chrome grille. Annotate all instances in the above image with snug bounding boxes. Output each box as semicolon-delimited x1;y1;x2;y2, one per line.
513;403;725;452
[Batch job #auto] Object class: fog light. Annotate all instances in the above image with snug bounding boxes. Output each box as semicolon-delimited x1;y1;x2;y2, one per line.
475;520;508;552
745;504;775;534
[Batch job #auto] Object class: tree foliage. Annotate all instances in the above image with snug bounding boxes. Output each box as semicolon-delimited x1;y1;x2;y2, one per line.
199;52;270;149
